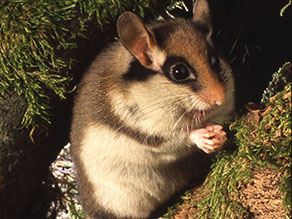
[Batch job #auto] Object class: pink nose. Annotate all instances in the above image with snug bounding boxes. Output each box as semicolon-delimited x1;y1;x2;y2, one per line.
214;99;223;106
210;86;226;106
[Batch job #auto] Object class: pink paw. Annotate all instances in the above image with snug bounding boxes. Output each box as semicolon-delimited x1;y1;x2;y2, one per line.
189;125;227;154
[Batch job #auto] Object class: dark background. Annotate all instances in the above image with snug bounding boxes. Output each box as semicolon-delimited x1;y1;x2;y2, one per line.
171;0;291;108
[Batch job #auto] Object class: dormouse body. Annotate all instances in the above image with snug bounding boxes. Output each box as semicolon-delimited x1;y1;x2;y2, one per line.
70;0;235;218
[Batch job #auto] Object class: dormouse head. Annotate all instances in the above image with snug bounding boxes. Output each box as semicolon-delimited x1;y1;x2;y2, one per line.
116;0;234;132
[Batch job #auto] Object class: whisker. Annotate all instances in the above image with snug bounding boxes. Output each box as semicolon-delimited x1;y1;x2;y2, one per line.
112;85;210;141
172;107;187;131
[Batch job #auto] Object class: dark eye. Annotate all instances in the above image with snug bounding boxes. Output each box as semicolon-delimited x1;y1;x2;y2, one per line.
170;64;191;82
210;55;218;66
209;55;221;71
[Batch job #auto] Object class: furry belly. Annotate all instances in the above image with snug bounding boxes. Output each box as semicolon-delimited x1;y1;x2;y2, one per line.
79;124;192;217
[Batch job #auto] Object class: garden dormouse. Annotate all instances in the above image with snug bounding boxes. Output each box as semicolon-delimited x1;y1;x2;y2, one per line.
70;0;235;218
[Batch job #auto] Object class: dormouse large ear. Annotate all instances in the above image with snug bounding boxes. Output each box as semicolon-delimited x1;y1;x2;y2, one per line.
193;0;212;27
117;12;158;68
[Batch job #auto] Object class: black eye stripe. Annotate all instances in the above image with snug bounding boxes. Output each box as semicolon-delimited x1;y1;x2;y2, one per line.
123;60;157;82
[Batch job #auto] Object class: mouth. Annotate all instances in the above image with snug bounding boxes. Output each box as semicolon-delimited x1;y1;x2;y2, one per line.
195;110;206;118
173;108;212;131
187;108;213;121
174;107;214;130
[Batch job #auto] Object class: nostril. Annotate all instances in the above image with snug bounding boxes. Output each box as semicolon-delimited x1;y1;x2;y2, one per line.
214;100;222;106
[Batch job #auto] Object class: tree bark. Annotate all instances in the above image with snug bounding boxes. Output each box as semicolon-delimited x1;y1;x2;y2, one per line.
0;88;73;218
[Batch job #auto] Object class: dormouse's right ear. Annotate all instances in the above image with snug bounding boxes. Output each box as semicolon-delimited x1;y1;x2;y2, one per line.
117;12;158;68
193;0;213;38
193;0;211;26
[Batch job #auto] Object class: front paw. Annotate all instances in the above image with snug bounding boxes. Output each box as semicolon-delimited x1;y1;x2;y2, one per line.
189;125;227;154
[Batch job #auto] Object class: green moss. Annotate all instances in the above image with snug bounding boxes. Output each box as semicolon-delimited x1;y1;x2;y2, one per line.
197;62;291;218
79;0;165;26
162;205;181;218
196;151;252;219
0;0;77;130
280;175;292;213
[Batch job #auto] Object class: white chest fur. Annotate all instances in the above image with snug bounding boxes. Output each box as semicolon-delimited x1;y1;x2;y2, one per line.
79;124;191;217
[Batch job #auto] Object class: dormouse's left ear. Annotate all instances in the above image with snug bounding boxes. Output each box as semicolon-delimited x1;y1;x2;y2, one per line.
117;12;162;69
193;0;212;31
